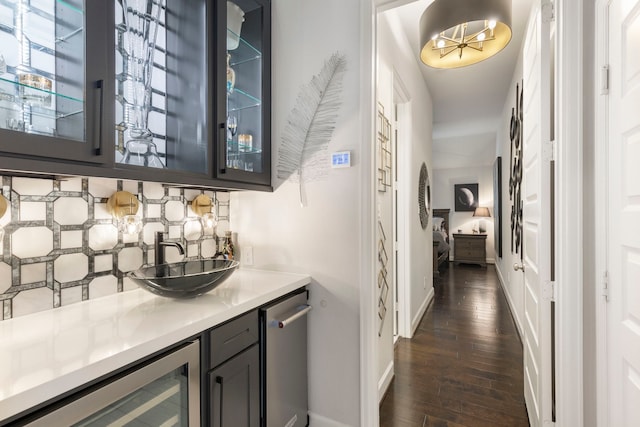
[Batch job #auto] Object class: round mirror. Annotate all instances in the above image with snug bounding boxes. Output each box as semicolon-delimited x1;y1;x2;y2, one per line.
419;162;431;229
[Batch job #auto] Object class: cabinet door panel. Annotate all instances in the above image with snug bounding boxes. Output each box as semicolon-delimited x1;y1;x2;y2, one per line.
209;344;259;427
215;0;271;187
0;0;113;164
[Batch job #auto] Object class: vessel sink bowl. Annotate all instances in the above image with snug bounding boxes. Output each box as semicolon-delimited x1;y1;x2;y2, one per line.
127;259;239;298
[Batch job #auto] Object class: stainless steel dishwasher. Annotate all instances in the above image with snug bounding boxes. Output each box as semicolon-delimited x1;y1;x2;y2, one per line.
261;289;311;427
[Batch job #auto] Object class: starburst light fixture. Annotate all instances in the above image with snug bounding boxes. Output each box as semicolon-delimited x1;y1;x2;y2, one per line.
420;0;512;69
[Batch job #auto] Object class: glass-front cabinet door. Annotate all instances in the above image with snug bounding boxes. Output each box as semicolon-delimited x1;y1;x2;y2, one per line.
115;0;210;176
216;0;270;186
0;0;111;163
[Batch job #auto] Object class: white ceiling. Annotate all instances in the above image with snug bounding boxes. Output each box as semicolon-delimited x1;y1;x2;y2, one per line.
384;0;534;169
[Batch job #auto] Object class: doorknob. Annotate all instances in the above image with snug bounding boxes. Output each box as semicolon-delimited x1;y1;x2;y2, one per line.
513;263;525;272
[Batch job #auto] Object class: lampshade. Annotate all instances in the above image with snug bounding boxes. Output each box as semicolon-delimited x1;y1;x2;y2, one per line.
473;207;491;218
419;0;512;69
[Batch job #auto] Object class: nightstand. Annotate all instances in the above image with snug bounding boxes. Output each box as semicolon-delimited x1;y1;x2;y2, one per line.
453;233;487;267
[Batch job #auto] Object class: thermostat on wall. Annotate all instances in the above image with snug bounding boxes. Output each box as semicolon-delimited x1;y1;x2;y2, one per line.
331;151;351;168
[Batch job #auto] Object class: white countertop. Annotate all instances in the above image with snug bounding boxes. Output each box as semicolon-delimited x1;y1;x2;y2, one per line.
0;269;310;422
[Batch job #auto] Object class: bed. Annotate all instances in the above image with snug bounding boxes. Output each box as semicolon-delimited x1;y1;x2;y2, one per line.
432;208;450;276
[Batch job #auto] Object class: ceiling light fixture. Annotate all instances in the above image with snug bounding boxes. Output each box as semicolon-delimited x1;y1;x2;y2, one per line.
419;0;512;69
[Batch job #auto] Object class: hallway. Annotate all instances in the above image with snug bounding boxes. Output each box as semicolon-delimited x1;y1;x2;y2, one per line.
379;264;530;426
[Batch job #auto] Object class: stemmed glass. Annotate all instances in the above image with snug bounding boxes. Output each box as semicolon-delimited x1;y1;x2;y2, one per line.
227;115;238;168
227;115;238;141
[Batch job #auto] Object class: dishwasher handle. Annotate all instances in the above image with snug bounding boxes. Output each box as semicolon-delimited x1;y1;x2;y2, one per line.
271;304;312;329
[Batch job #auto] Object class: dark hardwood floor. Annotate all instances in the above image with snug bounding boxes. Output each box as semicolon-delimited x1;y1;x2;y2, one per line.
379;264;530;427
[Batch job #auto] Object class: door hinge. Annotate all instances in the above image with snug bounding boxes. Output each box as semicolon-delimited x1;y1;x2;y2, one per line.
543;140;556;162
602;271;609;302
543;280;556;301
542;0;555;22
601;65;610;95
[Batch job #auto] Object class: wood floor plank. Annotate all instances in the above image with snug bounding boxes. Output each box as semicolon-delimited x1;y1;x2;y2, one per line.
379;264;530;426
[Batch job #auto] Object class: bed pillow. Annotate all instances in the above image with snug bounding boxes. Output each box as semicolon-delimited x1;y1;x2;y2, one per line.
433;217;444;232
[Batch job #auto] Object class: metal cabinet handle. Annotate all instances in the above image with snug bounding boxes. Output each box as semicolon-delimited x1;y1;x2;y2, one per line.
94;80;104;156
272;305;312;329
513;263;525;272
219;123;227;174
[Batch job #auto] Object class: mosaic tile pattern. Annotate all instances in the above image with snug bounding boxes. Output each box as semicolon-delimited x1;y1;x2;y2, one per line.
0;175;230;320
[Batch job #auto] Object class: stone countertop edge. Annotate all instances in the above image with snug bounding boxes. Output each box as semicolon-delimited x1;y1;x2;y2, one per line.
0;269;311;422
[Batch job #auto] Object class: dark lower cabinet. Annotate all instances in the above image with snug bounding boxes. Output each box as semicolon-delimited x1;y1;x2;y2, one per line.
209;344;260;427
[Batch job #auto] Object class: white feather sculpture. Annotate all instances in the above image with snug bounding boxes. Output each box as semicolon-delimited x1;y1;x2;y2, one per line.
277;52;347;206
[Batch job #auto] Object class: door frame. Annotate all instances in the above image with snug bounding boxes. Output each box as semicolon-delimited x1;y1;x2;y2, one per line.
554;0;586;424
393;72;412;339
361;0;586;425
594;0;609;425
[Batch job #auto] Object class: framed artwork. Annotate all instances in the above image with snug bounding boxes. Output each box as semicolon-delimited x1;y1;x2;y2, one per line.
454;183;478;212
493;157;503;258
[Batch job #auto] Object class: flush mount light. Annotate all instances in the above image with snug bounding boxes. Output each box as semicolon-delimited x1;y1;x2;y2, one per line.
107;191;142;235
191;194;217;233
420;0;512;69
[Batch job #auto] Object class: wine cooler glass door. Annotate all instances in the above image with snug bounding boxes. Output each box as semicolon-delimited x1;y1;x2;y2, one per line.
26;341;200;427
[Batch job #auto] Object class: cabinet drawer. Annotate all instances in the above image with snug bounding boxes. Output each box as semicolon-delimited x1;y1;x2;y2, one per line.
209;310;259;368
456;249;482;259
456;241;483;251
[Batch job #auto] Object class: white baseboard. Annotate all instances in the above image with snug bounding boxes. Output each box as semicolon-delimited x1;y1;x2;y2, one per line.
495;263;524;341
378;360;394;404
410;287;433;337
307;412;353;427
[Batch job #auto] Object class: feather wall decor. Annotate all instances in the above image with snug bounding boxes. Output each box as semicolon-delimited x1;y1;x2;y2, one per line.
277;52;347;206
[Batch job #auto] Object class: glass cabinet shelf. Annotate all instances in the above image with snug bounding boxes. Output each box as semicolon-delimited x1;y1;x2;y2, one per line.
228;87;260;112
227;29;261;65
227;139;262;155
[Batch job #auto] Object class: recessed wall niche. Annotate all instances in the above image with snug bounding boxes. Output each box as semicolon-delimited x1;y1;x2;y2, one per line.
0;175;230;320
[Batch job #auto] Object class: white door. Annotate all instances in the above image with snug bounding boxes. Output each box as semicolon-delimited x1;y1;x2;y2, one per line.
605;0;640;425
521;2;553;426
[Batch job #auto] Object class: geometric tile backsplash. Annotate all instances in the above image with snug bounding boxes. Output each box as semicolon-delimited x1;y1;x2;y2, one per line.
0;175;230;320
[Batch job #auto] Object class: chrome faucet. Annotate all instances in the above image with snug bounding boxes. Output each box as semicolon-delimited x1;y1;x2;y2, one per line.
155;231;185;266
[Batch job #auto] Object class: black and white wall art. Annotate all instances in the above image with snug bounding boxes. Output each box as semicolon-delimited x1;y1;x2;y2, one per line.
454;183;479;212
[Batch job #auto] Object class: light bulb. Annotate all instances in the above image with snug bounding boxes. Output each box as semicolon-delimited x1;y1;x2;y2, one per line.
431;33;438;40
488;20;497;29
200;212;218;234
437;39;445;49
477;32;486;41
119;214;142;235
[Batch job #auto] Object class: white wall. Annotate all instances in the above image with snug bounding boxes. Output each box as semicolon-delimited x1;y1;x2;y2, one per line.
494;44;525;337
231;1;364;425
432;165;496;263
375;9;434;400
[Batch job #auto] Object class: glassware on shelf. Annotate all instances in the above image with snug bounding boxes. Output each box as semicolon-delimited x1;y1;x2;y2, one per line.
120;0;166;168
227;2;245;50
122;138;164;168
226;53;236;93
18;73;52;107
238;133;252;152
0;90;22;132
227;114;237;141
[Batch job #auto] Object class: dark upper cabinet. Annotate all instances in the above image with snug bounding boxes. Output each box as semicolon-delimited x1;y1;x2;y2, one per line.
0;0;271;191
214;0;271;187
0;0;113;165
